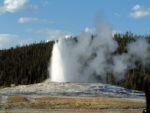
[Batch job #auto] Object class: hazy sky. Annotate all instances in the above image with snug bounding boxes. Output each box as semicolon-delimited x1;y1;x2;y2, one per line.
0;0;150;49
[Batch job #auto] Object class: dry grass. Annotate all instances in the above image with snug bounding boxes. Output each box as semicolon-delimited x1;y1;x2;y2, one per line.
0;109;144;113
7;96;29;103
0;96;145;113
33;96;145;109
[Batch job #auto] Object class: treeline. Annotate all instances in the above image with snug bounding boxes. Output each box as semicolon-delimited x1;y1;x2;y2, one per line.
107;32;150;91
0;41;54;86
0;32;150;91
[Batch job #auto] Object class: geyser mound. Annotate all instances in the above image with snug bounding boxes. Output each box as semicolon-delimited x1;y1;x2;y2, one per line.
49;21;150;83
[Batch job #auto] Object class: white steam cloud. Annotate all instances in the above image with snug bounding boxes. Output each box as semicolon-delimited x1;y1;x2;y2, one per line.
49;20;150;83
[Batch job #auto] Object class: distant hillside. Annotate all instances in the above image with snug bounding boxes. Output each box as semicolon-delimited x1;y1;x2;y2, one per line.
0;32;150;91
0;41;54;86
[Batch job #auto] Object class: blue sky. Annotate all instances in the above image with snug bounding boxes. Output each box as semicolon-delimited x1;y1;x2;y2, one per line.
0;0;150;49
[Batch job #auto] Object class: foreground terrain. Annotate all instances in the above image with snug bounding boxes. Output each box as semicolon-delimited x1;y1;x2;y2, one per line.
0;96;145;113
0;82;146;113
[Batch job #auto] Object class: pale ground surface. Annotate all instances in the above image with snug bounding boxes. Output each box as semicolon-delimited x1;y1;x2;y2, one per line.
0;82;145;98
0;82;146;113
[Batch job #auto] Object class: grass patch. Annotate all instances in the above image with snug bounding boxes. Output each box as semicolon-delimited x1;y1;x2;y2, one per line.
0;96;145;112
0;109;144;113
33;96;145;109
7;96;29;103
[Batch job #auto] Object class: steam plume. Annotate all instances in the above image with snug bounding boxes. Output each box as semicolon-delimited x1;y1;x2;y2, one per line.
49;20;150;83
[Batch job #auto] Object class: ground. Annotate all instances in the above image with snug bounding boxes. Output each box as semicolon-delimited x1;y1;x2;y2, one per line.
0;82;146;113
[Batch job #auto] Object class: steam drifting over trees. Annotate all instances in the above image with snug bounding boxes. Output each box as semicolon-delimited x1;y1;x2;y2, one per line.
0;32;150;91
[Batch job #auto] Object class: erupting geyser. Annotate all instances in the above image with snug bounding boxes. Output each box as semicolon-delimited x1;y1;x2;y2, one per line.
49;20;150;83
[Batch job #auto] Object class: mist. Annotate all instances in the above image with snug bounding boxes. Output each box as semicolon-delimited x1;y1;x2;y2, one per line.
49;20;150;83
